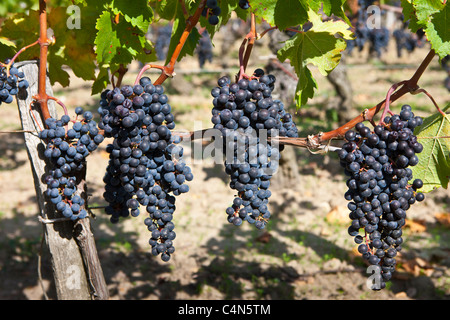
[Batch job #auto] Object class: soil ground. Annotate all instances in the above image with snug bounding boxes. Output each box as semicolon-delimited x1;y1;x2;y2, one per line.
0;25;449;301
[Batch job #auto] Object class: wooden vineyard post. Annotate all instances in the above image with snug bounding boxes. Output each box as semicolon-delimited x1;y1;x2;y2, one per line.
15;60;109;300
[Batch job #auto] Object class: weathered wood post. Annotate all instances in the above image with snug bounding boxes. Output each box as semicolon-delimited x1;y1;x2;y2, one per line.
15;60;108;300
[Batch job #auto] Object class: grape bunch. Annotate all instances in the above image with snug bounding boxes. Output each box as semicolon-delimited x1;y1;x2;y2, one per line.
40;108;104;220
210;69;298;229
346;0;390;57
368;27;390;58
338;104;425;290
196;31;213;68
392;27;425;58
0;61;29;106
97;77;193;262
202;0;221;26
154;24;173;61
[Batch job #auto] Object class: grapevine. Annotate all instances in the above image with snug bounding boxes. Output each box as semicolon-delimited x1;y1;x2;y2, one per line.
339;105;424;290
0;0;448;300
98;77;193;262
0;61;29;105
40;108;104;221
210;69;298;229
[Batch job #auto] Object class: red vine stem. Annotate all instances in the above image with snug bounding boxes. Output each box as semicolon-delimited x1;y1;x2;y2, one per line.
134;64;165;86
258;26;277;40
112;64;127;88
378;80;408;125
152;0;207;86
34;0;51;123
29;102;43;132
171;50;439;151
315;49;436;144
47;96;68;116
241;13;256;74
2;40;40;76
411;88;446;117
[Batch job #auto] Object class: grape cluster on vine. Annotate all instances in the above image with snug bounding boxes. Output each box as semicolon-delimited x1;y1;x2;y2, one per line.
338;104;424;290
210;69;298;229
203;0;221;26
154;24;173;61
346;0;390;58
40;108;104;220
197;31;213;68
0;61;29;106
392;24;425;58
97;77;193;262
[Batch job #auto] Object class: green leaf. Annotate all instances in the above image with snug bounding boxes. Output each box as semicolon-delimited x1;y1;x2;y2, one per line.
319;0;351;25
111;0;153;33
95;11;121;65
0;37;16;48
249;0;276;26
95;9;149;66
277;9;353;108
411;105;450;193
274;0;308;31
0;37;17;60
0;10;40;61
401;0;449;59
400;0;421;32
411;0;443;25
48;51;71;87
154;0;179;20
425;3;450;59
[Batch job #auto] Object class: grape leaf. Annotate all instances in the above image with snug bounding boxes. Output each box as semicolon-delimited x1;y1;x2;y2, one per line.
411;105;450;193
425;3;450;59
401;0;449;59
95;10;150;66
154;0;179;20
249;0;276;26
400;0;421;32
0;10;40;61
95;11;122;65
48;51;71;88
319;0;351;25
48;7;97;82
277;9;353;108
0;37;17;60
111;0;153;33
273;0;308;31
411;0;443;25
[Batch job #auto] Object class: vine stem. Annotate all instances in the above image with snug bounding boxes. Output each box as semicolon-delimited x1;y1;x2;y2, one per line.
258;26;278;40
378;80;408;125
47;96;69;116
152;0;207;86
241;13;256;75
134;64;165;86
411;87;446;117
111;64;128;89
3;40;40;76
315;49;436;144
34;0;51;122
170;49;440;151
